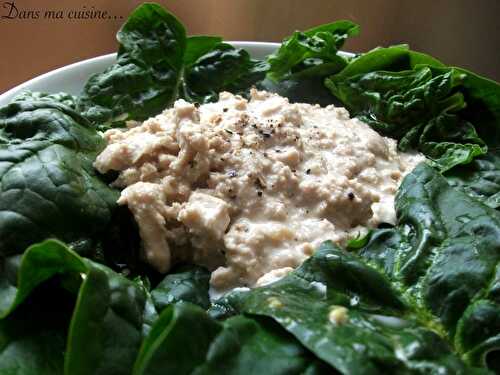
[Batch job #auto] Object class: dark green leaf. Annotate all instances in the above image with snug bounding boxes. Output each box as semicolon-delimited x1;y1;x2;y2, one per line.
13;91;78;109
182;43;268;103
65;262;148;375
78;3;187;127
456;299;500;368
134;302;327;375
328;45;444;84
258;76;343;107
0;98;118;257
184;36;223;67
360;163;500;368
0;314;66;375
0;282;74;375
267;21;359;81
443;67;500;149
151;264;210;311
327;67;465;139
0;240;149;375
445;152;500;209
132;302;223;375
196;315;330;375
326;46;499;172
327;64;488;171
419;113;487;170
0;241;86;318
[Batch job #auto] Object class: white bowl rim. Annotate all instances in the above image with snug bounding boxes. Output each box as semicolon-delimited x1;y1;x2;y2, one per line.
1;52;116;99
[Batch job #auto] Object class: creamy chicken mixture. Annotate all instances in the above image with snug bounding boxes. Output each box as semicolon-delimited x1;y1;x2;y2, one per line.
95;89;424;293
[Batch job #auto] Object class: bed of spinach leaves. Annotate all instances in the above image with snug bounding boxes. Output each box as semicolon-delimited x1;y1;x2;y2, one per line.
0;2;499;374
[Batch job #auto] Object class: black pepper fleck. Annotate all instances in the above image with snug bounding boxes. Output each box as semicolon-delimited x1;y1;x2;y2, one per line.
225;129;233;134
257;191;263;197
223;108;228;112
306;169;311;174
348;192;355;200
193;102;200;108
263;133;271;138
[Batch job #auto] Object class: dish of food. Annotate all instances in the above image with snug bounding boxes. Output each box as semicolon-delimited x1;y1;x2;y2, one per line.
0;3;499;375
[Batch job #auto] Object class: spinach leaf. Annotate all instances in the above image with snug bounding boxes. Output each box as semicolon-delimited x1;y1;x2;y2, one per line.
0;240;150;375
327;64;487;171
0;242;86;319
327;45;444;84
182;43;268;103
0;98;118;257
212;242;481;374
267;21;359;81
259;21;358;106
325;46;500;172
133;302;221;375
446;67;500;149
197;314;330;375
13;90;78;109
0;313;66;375
360;163;500;369
418;113;486;171
78;3;187;127
138;264;212;338
328;66;464;140
151;264;210;312
0;281;74;375
446;152;500;209
457;300;500;370
258;76;343;107
65;260;148;375
93;205;144;275
184;36;223;67
133;302;327;375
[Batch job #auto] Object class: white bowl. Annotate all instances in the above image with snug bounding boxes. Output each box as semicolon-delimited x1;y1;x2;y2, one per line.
0;42;280;107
